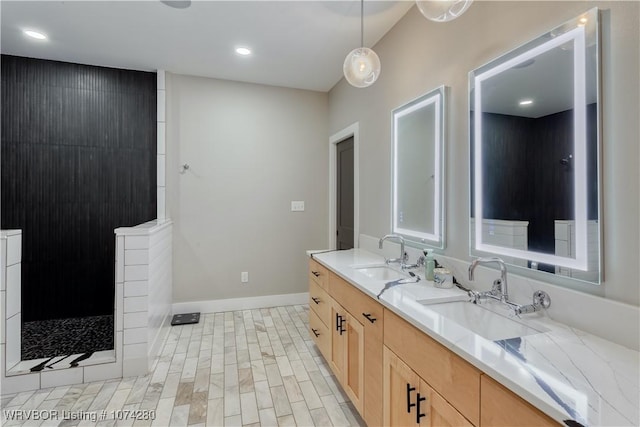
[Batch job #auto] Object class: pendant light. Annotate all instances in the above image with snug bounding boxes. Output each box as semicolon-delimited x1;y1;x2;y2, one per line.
416;0;473;22
343;0;381;88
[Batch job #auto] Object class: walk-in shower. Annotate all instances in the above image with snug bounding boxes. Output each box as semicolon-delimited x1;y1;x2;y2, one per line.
1;55;157;373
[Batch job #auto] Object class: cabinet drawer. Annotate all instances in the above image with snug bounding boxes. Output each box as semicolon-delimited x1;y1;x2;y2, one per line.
384;309;481;426
329;272;384;338
309;280;332;327
309;309;331;361
481;375;559;426
309;258;329;290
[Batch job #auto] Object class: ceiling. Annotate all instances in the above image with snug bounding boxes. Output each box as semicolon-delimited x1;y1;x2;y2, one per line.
1;1;414;92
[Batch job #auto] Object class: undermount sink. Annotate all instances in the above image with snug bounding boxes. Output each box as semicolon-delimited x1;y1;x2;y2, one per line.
354;265;406;281
422;301;547;341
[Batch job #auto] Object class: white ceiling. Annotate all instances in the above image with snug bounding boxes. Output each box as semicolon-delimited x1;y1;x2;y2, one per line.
1;0;414;92
480;43;598;118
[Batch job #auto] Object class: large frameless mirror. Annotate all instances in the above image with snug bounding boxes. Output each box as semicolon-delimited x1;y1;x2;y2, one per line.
469;8;602;284
392;86;446;249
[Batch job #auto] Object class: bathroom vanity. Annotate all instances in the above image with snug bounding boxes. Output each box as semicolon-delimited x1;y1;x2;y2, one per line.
307;249;638;427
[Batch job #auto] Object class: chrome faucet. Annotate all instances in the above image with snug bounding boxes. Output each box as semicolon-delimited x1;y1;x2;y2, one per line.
378;234;407;268
468;257;509;303
468;257;552;315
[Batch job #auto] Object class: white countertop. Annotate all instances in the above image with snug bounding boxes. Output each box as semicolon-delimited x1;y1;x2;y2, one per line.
310;248;639;427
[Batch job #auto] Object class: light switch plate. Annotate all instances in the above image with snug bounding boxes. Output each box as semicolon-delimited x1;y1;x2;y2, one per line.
291;201;305;212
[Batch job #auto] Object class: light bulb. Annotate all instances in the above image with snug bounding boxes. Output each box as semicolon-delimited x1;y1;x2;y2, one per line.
343;47;381;88
24;30;47;40
416;0;473;22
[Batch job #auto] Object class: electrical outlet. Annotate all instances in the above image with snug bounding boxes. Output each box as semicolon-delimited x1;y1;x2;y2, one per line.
291;201;305;212
241;272;249;283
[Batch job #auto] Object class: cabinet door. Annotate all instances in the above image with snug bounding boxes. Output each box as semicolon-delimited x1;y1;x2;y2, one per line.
383;346;420;427
362;308;384;427
330;300;347;380
384;308;481;425
481;375;558;426
418;379;474;427
343;312;364;414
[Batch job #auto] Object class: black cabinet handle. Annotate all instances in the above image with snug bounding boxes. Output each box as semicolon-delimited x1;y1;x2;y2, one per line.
336;314;346;335
336;313;346;334
416;392;426;423
311;328;320;338
311;297;320;304
362;312;377;323
311;271;320;277
406;383;416;413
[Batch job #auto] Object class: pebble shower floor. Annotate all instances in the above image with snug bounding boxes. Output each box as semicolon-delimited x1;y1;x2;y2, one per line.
22;315;114;360
1;305;365;426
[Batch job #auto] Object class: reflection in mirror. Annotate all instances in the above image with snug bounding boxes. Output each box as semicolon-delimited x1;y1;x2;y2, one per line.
393;86;446;248
469;9;601;284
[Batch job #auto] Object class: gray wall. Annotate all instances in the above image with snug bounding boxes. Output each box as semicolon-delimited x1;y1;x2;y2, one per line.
329;2;639;306
166;74;329;303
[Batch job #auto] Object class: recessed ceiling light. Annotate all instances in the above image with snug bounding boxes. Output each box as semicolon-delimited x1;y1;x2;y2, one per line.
235;47;252;56
24;30;47;40
519;99;534;106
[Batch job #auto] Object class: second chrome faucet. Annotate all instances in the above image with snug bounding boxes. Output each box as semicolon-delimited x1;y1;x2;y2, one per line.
468;257;509;303
468;256;551;315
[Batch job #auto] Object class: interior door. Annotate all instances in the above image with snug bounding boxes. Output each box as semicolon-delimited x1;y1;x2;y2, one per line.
337;137;354;249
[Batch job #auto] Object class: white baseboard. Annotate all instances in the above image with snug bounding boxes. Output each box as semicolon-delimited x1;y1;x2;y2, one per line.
172;292;310;315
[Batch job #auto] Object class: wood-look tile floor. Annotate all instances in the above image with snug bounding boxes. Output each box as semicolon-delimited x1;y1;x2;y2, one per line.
1;305;366;427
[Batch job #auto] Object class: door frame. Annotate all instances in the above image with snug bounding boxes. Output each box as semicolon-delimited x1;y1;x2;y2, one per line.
329;122;360;249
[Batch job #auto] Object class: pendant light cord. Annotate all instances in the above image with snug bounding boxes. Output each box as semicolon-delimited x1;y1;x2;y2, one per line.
360;0;364;47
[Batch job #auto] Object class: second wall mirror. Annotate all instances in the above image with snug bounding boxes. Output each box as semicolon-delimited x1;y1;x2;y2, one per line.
469;8;601;284
392;86;447;249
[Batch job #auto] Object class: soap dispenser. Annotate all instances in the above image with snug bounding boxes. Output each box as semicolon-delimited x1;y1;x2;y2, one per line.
424;249;435;281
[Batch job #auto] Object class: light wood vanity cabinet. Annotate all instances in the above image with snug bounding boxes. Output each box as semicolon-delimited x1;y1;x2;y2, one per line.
384;346;474;427
307;258;384;426
384;308;481;426
329;271;385;426
308;258;559;427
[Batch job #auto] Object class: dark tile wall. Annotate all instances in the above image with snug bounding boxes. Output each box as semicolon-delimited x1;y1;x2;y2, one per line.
1;55;157;321
470;104;598;256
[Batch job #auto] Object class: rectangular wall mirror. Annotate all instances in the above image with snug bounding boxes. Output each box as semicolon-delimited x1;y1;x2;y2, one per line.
392;86;446;249
469;9;602;284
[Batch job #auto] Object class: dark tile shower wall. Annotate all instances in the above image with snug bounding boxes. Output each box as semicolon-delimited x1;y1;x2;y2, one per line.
1;55;157;322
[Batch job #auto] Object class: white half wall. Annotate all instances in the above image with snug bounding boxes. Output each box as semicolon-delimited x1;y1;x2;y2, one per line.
116;220;173;377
